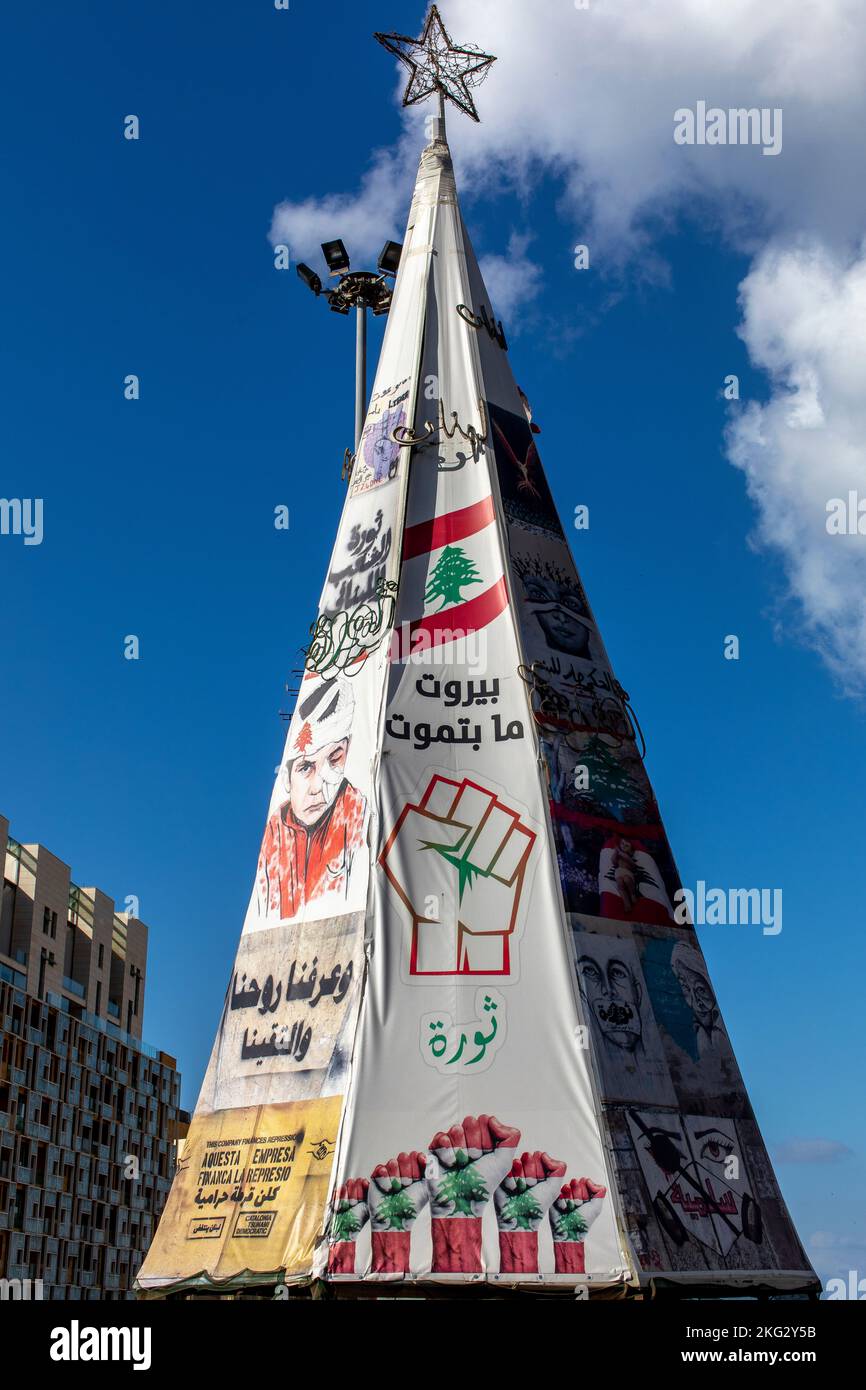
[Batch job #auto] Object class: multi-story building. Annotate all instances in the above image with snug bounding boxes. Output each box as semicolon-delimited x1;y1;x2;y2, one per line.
0;812;185;1299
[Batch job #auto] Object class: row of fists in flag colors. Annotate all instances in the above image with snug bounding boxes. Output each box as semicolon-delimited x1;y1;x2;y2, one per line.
327;1114;606;1275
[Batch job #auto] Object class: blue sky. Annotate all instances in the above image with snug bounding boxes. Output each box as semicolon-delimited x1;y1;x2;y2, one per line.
2;1;864;1291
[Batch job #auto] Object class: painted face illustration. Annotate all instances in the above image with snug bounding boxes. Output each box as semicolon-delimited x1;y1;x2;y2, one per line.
579;954;643;1051
522;573;591;657
536;605;592;657
287;738;349;827
673;961;718;1031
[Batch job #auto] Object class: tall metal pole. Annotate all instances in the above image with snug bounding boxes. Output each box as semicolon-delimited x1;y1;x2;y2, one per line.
355;303;367;451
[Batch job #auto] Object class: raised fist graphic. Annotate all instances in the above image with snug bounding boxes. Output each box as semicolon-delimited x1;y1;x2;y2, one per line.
549;1177;607;1275
326;1177;369;1275
494;1150;568;1274
380;774;535;976
368;1151;429;1274
426;1114;521;1272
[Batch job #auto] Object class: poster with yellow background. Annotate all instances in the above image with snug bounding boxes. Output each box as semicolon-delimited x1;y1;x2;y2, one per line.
136;1097;341;1290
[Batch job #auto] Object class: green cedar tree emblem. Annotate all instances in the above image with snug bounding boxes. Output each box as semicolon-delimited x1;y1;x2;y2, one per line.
578;734;642;819
332;1204;362;1242
501;1186;543;1230
438;1152;488;1215
424;545;482;611
377;1186;417;1231
553;1204;589;1242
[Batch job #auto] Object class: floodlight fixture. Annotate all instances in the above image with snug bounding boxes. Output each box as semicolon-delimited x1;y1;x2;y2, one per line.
297;234;398;454
296;262;322;296
321;239;351;275
377;240;403;275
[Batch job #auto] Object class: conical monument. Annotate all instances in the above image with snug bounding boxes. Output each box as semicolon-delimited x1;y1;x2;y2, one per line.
137;7;817;1298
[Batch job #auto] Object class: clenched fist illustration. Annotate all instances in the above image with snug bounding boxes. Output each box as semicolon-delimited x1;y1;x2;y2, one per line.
549;1177;607;1275
380;775;535;976
494;1151;568;1274
426;1114;521;1273
327;1178;369;1275
368;1151;429;1275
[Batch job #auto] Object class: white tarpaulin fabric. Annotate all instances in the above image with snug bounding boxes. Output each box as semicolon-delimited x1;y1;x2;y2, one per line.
321;122;628;1287
137;118;817;1296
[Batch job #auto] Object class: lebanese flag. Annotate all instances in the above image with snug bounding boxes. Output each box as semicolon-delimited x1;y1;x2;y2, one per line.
395;494;509;654
598;835;675;926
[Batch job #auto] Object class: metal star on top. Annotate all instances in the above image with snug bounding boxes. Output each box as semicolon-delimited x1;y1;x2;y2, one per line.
374;5;496;123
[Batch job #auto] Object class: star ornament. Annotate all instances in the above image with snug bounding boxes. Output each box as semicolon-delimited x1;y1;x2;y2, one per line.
374;5;496;123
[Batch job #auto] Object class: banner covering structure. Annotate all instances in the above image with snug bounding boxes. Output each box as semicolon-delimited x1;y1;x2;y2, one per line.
137;111;817;1296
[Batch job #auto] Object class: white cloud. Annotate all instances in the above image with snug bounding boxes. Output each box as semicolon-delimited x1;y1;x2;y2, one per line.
479;233;543;317
774;1137;855;1164
269;132;418;267
444;0;866;258
810;1229;864;1250
273;0;866;687
727;242;866;692
273;0;866;277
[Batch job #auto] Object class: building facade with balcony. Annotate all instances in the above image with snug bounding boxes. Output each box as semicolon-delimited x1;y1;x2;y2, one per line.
0;812;185;1299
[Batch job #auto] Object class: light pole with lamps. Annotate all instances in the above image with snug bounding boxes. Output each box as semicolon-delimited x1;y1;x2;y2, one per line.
296;239;403;467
